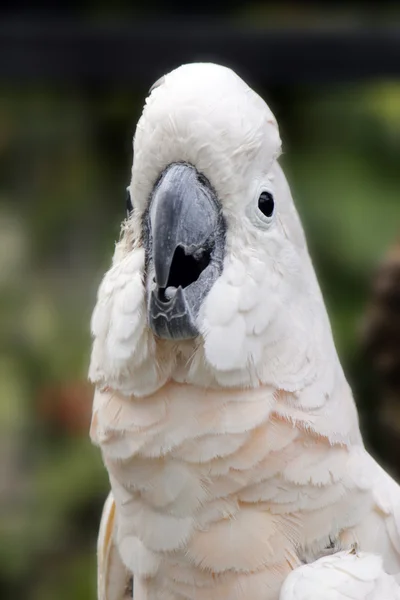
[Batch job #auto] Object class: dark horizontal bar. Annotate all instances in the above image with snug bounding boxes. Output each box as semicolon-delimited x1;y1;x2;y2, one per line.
0;19;399;86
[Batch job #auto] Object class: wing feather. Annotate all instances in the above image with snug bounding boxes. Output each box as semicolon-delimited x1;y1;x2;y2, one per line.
279;550;400;600
97;491;132;600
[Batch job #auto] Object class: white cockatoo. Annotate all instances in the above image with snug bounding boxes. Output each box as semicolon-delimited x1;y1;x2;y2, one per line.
89;63;400;600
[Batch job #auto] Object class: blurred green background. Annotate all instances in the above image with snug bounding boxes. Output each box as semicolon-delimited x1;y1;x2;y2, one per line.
1;3;400;599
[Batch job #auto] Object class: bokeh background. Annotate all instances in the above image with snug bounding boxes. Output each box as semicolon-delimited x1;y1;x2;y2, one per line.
1;2;400;599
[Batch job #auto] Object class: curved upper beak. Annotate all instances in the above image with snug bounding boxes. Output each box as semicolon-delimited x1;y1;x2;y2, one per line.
143;163;225;340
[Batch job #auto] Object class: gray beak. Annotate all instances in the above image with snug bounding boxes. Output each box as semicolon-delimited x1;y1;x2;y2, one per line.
143;163;225;340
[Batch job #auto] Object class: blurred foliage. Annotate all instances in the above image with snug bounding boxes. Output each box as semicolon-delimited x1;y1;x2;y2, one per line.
1;21;400;600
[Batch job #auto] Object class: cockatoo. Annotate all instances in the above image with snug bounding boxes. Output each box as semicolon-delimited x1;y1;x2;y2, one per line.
89;63;400;600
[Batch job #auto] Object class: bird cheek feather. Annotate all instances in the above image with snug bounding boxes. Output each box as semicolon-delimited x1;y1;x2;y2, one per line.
203;315;247;371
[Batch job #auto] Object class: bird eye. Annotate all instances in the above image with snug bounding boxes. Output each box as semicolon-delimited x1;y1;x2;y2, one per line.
126;190;133;217
258;191;274;218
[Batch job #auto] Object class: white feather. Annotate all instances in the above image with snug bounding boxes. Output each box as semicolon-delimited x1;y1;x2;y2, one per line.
279;551;400;600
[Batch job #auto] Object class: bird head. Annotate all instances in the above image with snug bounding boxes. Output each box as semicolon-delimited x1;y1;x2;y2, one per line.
89;63;338;398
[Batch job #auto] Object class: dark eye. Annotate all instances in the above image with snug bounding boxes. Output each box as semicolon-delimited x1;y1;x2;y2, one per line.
258;191;274;218
126;190;133;217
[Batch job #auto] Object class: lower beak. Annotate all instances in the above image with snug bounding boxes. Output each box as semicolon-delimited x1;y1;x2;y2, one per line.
144;163;225;340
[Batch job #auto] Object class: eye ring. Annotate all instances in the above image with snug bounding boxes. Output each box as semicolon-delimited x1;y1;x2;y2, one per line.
258;191;274;218
126;189;133;217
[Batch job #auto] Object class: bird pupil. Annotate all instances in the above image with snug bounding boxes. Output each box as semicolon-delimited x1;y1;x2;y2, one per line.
258;191;274;217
